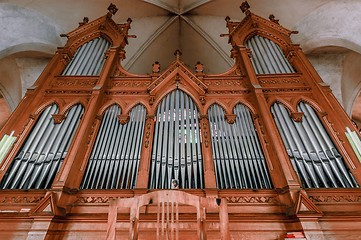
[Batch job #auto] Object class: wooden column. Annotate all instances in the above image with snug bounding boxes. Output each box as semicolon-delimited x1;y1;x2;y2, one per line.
136;114;155;189
200;114;217;189
238;46;300;190
51;47;119;193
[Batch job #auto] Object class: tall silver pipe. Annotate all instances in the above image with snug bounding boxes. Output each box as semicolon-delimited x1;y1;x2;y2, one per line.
81;105;145;189
62;37;110;76
274;104;320;187
149;90;203;189
301;103;356;187
272;102;357;188
2;104;83;189
7;105;58;189
271;105;312;188
90;39;109;75
208;104;272;189
246;35;295;74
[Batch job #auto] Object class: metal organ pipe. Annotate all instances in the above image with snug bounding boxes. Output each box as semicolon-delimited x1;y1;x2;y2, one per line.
149;90;204;189
271;102;358;188
62;37;111;76
208;104;272;189
246;35;295;74
1;104;84;189
81;105;146;189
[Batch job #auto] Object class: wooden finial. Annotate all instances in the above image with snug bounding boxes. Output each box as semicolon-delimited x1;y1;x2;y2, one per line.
269;14;279;24
174;50;182;60
107;3;118;15
240;1;251;15
78;17;89;27
195;61;204;74
152;61;160;74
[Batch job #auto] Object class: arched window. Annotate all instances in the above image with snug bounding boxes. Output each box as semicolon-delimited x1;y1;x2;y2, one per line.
62;37;111;76
149;90;204;189
1;104;84;189
81;104;146;189
208;104;272;189
271;102;358;188
246;35;295;74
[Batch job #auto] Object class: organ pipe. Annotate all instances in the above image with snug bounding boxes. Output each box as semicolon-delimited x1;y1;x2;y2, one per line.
246;35;295;74
208;104;272;189
271;102;358;188
81;104;146;189
149;90;204;189
1;104;84;189
62;37;110;76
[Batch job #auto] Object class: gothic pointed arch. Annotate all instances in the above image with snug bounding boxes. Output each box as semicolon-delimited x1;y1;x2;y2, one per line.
149;89;204;189
0;103;84;189
81;104;146;189
208;103;272;189
271;101;357;188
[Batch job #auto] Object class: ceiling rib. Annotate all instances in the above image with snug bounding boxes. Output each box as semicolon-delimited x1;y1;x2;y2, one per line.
124;16;179;70
180;0;213;15
181;15;234;67
142;0;179;14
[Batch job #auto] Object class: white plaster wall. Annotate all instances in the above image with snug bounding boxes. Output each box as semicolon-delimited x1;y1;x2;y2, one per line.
0;3;62;59
0;57;22;111
341;52;361;115
15;58;50;97
307;52;347;107
293;0;361;54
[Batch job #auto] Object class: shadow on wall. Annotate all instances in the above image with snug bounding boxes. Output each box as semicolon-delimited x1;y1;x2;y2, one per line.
0;94;11;128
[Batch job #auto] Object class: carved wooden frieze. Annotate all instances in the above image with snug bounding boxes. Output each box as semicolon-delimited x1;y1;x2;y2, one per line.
111;80;150;88
52;78;98;88
309;195;361;203
225;195;279;204
0;195;44;204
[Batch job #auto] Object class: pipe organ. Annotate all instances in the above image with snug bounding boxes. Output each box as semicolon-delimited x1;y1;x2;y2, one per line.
0;2;361;240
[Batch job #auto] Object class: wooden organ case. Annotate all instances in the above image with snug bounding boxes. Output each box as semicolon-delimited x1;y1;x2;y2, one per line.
0;2;361;240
